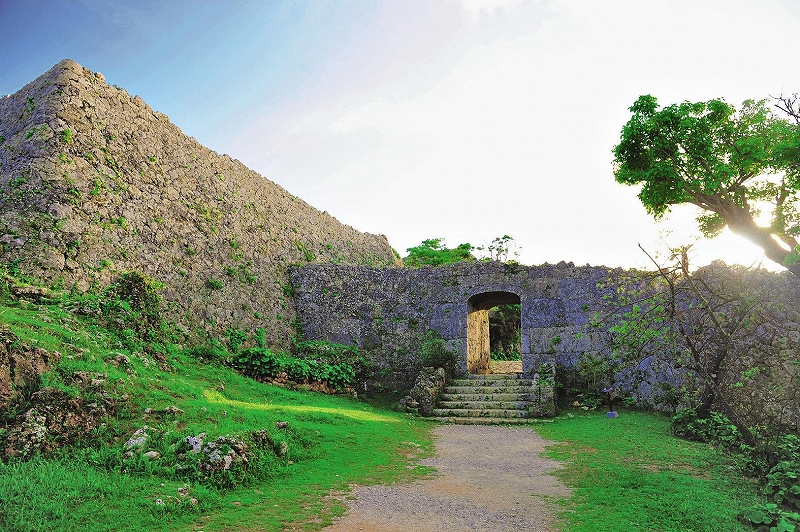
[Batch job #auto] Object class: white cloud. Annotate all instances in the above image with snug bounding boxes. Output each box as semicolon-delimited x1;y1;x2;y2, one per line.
230;0;800;269
461;0;526;22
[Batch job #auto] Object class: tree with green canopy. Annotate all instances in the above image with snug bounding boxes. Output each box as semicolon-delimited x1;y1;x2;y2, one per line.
613;95;800;275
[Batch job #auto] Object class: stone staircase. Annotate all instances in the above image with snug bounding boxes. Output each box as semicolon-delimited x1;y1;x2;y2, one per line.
431;373;550;425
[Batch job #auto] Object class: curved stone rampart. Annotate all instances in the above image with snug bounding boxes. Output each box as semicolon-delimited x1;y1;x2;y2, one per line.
0;60;397;348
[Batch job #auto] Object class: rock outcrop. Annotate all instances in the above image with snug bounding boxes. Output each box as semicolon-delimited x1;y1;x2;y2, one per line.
0;328;60;407
0;59;398;347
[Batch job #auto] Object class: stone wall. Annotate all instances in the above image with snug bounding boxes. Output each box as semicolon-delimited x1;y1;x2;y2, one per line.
290;261;613;391
0;59;398;348
293;260;800;429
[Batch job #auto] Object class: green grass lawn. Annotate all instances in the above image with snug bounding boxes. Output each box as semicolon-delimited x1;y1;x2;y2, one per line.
0;298;435;532
0;349;435;532
534;409;763;532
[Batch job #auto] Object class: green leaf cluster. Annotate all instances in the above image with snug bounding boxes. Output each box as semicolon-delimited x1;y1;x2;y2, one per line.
228;347;357;390
294;339;370;380
671;408;742;447
615;96;786;217
613;94;800;271
102;272;164;342
739;503;799;531
764;461;800;511
404;238;476;267
418;330;456;374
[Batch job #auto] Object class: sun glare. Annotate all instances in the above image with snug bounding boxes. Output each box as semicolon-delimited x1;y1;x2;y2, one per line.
202;389;400;423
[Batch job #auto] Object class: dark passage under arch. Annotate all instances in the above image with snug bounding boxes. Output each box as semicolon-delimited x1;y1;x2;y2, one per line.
467;291;521;374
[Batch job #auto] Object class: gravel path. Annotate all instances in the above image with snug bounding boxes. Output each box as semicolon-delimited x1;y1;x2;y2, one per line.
322;424;570;532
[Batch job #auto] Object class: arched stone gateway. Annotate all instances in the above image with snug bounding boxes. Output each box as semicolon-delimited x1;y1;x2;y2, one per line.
290;260;612;396
466;291;520;375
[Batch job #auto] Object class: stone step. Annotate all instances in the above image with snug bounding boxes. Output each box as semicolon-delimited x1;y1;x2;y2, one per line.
465;373;528;381
438;400;531;410
431;372;554;422
444;385;533;395
435;417;541;425
439;393;531;402
430;408;529;418
449;378;534;387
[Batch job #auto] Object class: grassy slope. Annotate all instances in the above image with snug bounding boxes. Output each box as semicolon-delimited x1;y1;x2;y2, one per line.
0;298;435;532
534;409;763;532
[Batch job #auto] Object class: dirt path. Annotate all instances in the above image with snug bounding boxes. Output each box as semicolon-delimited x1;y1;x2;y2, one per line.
322;424;570;532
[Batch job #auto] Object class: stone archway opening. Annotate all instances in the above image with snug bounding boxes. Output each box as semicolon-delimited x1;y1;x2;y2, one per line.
467;291;521;374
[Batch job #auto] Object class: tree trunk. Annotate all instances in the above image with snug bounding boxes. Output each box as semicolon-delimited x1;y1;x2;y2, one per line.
696;386;714;419
720;201;800;276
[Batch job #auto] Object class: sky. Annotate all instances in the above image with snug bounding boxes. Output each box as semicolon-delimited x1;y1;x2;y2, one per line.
2;0;800;270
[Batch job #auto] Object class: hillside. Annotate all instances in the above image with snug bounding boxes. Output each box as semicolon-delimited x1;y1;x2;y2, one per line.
0;277;432;531
0;59;397;348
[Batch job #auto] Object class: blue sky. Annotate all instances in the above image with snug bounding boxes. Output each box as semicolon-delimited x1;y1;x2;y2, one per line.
3;0;800;269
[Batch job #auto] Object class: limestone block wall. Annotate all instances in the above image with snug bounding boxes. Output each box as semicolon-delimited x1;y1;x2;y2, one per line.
291;261;614;391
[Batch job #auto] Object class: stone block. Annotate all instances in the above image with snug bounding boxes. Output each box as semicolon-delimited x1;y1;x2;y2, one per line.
529;278;558;298
429;318;465;340
522;298;566;327
522;353;554;374
527;327;567;353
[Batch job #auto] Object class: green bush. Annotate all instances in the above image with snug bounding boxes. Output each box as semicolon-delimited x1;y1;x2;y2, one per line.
491;350;521;361
671;409;741;446
314;362;355;390
773;435;800;464
294;339;370;381
186;343;229;364
101;272;164;343
281;357;311;382
228;347;281;377
279;357;355;390
225;327;247;353
764;461;800;511
419;331;456;374
294;339;357;363
205;278;223;290
739;503;800;531
227;347;356;390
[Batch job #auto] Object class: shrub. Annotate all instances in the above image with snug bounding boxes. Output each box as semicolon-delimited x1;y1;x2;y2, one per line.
225;326;247;353
226;347;357;390
101;272;164;343
773;435;800;464
314;362;355;390
671;409;741;447
205;278;223;290
764;461;800;511
228;347;280;377
294;340;370;381
739;503;800;531
491;350;521;361
278;357;355;390
294;339;357;363
419;331;456;375
281;357;311;382
186;343;229;364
